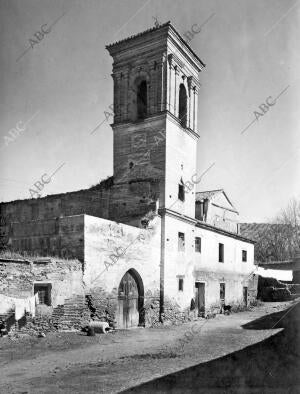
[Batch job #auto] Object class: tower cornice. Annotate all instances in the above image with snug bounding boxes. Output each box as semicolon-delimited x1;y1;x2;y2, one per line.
106;22;205;73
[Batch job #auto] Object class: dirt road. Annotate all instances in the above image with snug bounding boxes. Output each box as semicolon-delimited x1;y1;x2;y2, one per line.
0;301;298;393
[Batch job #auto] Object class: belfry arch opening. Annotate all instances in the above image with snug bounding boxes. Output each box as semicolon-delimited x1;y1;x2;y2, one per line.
137;80;147;119
179;84;187;128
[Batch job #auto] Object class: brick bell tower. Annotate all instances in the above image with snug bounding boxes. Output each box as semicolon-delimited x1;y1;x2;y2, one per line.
106;22;205;226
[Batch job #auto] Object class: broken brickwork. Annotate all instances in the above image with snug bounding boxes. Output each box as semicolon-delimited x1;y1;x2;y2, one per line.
0;257;84;330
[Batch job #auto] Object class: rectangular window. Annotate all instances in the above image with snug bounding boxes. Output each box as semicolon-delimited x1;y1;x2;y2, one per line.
178;278;184;291
178;183;185;202
34;283;52;306
195;237;201;253
178;232;185;251
220;283;225;302
218;243;224;262
242;250;247;262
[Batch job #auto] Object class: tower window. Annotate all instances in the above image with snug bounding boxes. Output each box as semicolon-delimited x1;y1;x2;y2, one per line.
178;232;185;251
179;84;187;127
219;243;224;263
137;80;147;119
242;250;247;262
178;183;185;201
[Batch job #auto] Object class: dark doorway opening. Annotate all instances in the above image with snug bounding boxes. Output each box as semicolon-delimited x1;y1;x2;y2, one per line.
195;282;205;316
34;283;52;306
220;283;225;307
243;286;248;306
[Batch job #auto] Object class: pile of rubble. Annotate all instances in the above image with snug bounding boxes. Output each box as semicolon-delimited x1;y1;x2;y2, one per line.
144;298;160;327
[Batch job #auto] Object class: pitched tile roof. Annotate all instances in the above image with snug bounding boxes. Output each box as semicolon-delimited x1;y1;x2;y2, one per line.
195;189;238;214
195;189;224;201
106;21;205;68
106;21;171;49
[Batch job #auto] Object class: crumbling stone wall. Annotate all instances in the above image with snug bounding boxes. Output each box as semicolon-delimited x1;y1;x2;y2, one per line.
0;257;87;333
5;294;90;334
0;259;32;298
84;287;119;325
0;258;84;312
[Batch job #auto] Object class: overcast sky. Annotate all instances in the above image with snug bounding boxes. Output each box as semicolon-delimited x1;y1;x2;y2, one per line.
0;0;299;222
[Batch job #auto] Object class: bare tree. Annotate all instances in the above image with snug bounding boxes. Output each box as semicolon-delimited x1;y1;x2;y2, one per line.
276;198;300;243
268;198;300;261
241;198;300;262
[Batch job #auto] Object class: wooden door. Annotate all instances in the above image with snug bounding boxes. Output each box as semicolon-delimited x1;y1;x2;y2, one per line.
220;283;225;307
195;282;205;316
243;287;248;306
118;272;139;328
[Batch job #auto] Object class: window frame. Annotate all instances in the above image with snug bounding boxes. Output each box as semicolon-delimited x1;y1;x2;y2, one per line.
218;243;224;263
178;183;185;202
178;232;185;252
178;278;184;292
195;236;201;253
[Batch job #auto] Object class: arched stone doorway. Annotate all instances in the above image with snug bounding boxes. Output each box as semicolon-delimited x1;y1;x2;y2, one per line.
117;269;144;329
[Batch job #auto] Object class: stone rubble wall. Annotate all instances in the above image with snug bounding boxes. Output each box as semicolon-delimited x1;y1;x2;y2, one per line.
0;258;83;303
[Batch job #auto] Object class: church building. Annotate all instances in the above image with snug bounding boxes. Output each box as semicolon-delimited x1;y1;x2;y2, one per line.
0;22;257;330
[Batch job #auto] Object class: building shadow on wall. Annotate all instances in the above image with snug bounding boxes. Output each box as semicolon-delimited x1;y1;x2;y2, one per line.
122;302;300;393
